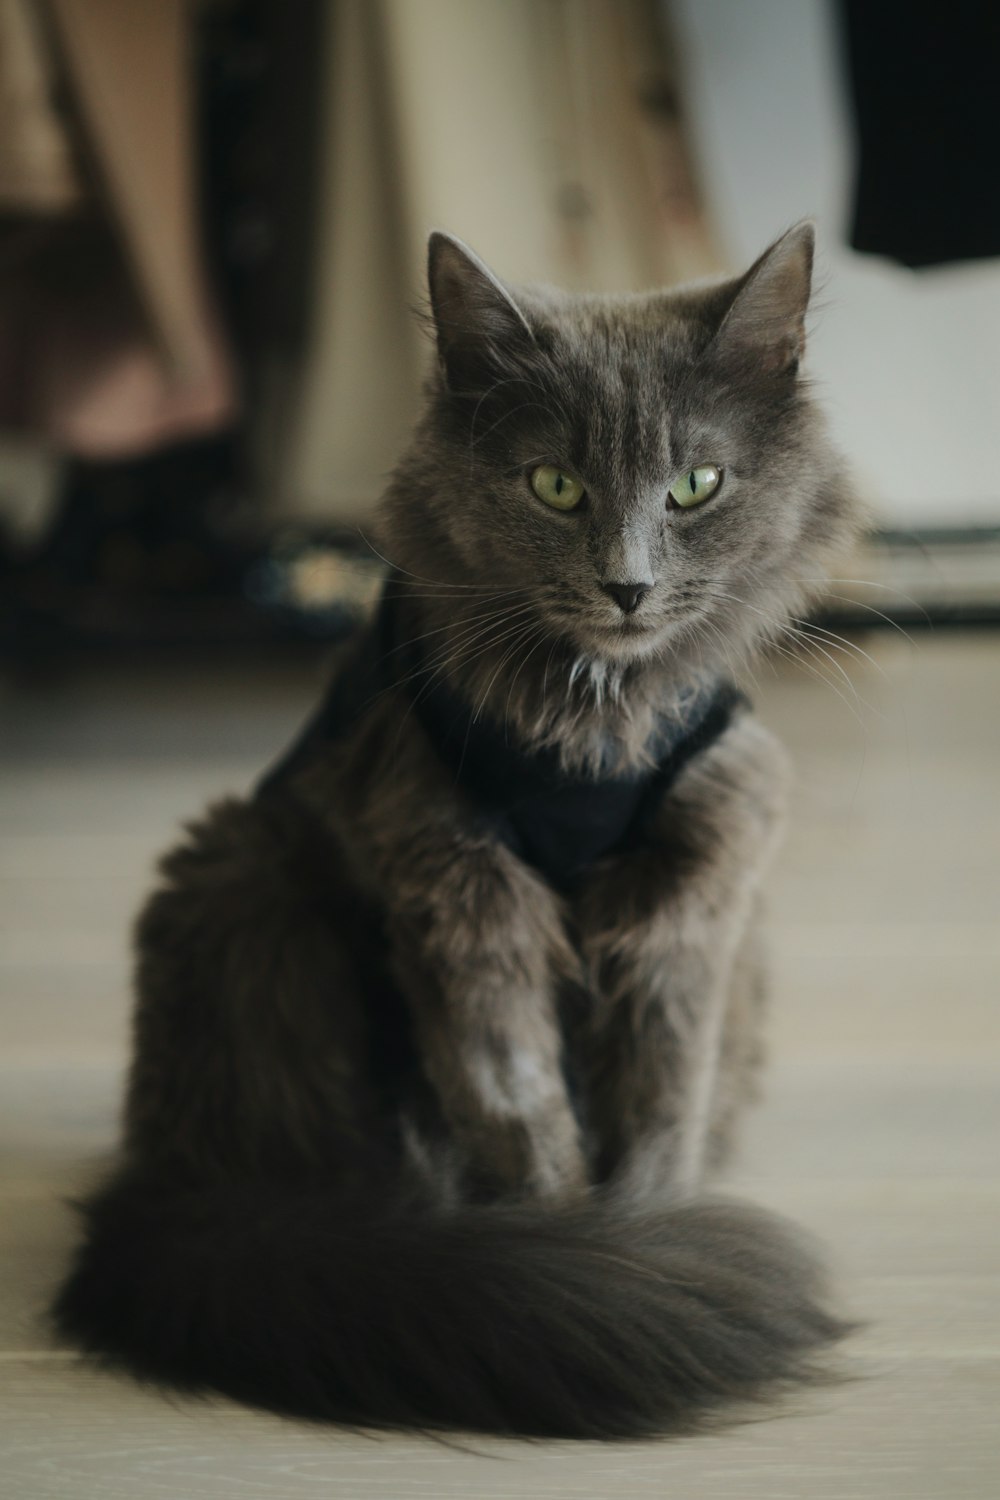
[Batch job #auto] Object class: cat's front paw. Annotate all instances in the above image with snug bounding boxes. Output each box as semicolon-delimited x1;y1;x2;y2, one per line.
461;1113;588;1203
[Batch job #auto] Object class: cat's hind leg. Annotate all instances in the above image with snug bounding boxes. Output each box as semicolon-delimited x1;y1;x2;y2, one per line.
125;795;380;1179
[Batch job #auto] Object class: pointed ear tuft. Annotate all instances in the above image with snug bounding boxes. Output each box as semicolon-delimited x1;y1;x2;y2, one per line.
427;232;534;391
713;221;815;375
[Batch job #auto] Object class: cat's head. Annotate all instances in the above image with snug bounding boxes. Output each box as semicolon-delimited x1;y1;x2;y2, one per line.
382;226;858;678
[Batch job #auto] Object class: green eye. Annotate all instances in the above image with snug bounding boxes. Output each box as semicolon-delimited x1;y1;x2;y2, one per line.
530;465;585;511
668;464;722;509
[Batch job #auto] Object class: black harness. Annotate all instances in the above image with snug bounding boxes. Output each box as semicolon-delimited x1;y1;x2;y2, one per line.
258;581;744;891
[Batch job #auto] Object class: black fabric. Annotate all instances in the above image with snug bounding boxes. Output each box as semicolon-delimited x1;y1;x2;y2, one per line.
258;579;744;890
840;1;1000;268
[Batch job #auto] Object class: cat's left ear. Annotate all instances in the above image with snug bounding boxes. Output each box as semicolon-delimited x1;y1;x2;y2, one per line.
427;232;535;392
712;221;815;376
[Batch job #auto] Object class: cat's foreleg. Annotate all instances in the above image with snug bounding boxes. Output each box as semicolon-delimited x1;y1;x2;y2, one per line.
322;717;587;1201
382;832;587;1198
579;713;788;1194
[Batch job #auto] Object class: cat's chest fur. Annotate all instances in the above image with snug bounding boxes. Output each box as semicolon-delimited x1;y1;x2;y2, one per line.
259;582;743;894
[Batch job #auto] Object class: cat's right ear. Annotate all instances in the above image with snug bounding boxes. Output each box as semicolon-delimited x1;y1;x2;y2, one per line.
710;221;815;377
427;232;535;393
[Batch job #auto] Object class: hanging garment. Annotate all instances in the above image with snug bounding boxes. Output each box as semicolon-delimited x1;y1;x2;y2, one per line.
840;0;1000;267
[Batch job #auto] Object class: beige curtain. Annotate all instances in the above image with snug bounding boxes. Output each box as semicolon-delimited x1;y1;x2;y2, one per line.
283;0;718;522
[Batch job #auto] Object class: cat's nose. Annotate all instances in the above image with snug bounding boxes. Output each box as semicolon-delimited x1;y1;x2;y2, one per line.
602;580;652;614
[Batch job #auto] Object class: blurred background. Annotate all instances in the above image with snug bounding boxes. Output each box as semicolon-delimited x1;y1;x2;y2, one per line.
2;6;1000;1491
0;0;998;654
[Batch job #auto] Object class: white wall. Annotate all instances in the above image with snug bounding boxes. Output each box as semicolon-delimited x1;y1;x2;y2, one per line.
672;0;1000;528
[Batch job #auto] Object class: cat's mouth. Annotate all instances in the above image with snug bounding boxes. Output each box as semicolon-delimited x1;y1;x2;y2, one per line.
546;598;670;663
587;613;667;662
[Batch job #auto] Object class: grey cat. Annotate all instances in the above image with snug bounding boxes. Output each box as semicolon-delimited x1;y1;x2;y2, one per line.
55;224;859;1438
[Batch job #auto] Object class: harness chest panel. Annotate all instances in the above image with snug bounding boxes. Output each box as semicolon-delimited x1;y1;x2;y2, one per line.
258;585;744;890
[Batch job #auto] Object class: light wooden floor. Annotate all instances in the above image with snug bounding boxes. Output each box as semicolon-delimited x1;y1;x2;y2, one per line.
1;631;998;1497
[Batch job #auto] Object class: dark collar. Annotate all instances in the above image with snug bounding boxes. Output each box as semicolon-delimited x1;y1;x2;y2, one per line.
259;578;745;889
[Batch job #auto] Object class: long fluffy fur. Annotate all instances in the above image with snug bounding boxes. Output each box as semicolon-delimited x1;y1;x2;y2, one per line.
53;226;859;1439
55;1172;845;1439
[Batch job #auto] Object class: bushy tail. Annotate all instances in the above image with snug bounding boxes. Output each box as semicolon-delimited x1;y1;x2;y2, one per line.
53;1171;847;1439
